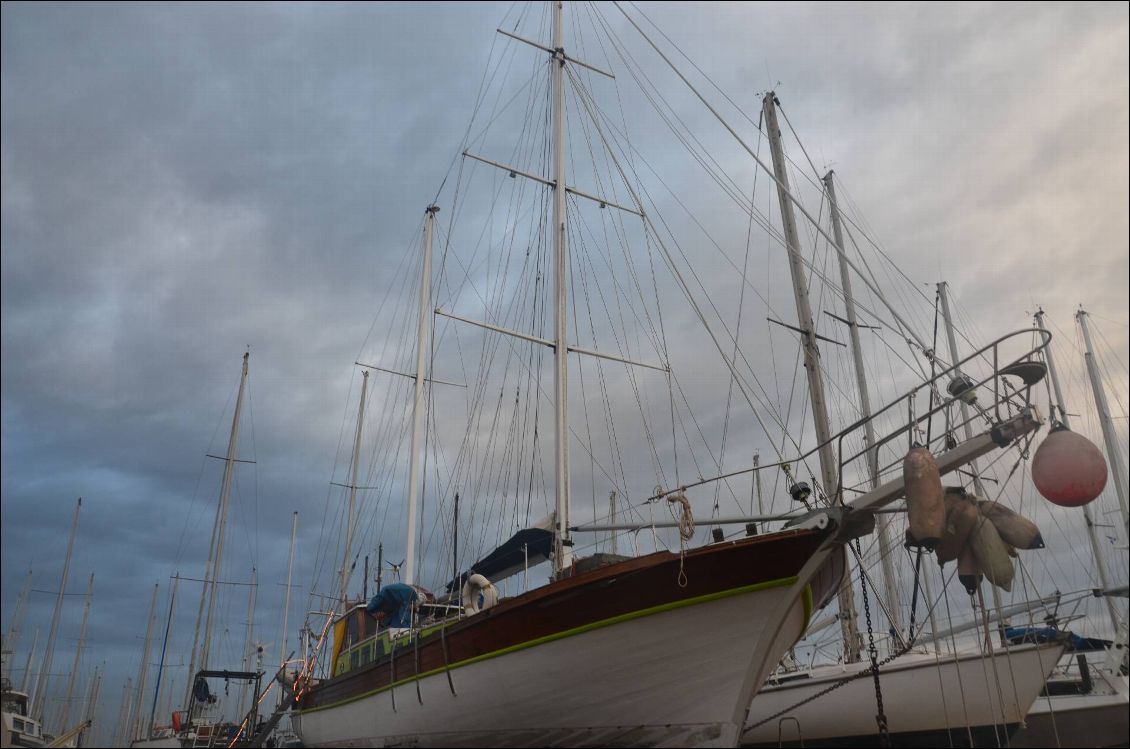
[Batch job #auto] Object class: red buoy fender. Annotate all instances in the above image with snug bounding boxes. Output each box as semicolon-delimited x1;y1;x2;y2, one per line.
1032;424;1108;507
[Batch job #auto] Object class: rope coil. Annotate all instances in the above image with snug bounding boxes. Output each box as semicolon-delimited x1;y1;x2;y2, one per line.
666;491;694;586
666;491;695;541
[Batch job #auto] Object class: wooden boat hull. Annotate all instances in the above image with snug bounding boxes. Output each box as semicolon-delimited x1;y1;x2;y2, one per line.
294;529;842;747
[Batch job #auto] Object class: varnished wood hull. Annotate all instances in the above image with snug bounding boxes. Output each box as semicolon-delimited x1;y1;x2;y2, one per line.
294;529;842;747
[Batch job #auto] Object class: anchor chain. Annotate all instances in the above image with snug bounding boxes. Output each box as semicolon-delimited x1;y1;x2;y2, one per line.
858;538;891;746
744;639;912;734
746;539;918;741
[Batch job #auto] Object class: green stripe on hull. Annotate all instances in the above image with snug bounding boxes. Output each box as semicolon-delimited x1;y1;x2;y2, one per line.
298;575;809;716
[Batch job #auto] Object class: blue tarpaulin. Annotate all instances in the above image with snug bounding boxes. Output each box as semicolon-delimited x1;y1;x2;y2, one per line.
1004;626;1112;651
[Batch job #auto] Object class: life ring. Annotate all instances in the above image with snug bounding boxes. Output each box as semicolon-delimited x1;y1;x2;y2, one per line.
461;573;498;614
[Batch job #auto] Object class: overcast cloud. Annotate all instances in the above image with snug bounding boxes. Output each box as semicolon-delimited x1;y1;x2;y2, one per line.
3;2;1127;743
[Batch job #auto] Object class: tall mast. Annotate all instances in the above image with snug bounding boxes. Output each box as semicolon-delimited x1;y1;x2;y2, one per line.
200;352;250;672
824;171;903;638
452;494;460;589
552;0;573;572
343;371;369;607
1077;308;1129;532
609;492;618;556
762;93;859;662
405;205;438;586
149;573;178;736
2;569;32;682
84;663;103;735
377;543;384;595
1075;309;1130;533
1036;308;1118;628
1102;607;1129;676
937;283;988;497
751;453;763;515
21;629;40;694
186;489;221;703
35;496;81;722
937;282;1007;628
280;512;297;682
59;573;93;733
132;583;159;742
114;678;133;749
238;568;257;718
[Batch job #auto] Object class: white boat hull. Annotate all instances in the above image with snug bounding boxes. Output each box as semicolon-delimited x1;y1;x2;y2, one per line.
742;641;1066;746
294;580;813;747
1010;672;1129;748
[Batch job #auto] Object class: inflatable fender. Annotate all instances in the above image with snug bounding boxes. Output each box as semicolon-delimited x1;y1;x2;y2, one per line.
935;490;979;565
969;516;1014;592
978;500;1044;550
957;544;983;595
904;447;945;548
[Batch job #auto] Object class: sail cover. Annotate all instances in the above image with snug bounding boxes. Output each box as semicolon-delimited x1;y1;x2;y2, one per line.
445;527;553;593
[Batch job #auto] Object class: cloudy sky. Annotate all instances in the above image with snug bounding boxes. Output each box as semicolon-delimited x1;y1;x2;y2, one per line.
3;1;1127;742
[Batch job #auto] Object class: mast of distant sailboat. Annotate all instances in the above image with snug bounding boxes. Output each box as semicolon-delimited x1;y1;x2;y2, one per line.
2;569;33;683
1035;307;1118;629
342;370;368;608
59;573;94;734
938;281;1007;629
131;582;159;743
1077;308;1130;533
824;171;903;641
763;93;860;663
280;511;297;688
186;352;250;704
34;496;81;723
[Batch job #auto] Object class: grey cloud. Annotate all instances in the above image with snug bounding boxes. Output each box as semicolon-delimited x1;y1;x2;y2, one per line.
3;1;1127;743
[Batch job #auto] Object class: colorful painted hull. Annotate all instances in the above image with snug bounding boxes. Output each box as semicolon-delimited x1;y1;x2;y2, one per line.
293;529;842;747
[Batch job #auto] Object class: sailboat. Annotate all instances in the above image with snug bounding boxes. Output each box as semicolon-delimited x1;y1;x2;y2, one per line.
288;3;1053;747
738;278;1070;749
744;301;1128;748
1006;307;1129;749
1;677;46;749
1010;622;1129;749
131;353;274;749
1;500;90;749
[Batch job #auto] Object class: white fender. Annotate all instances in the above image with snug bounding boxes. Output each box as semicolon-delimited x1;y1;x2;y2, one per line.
903;446;944;547
969;516;1014;592
977;499;1044;550
935;490;979;565
461;573;498;614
